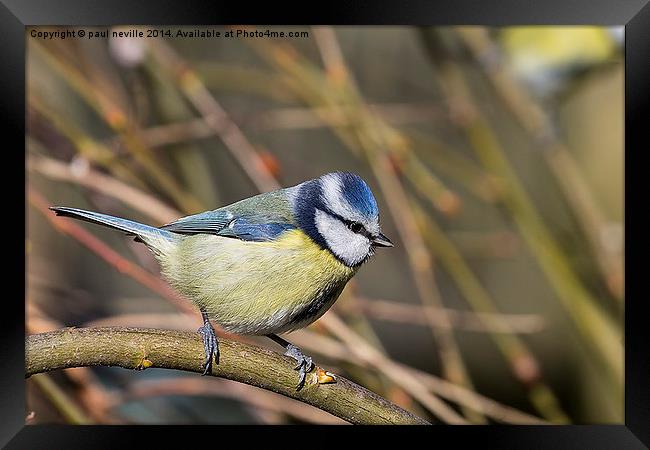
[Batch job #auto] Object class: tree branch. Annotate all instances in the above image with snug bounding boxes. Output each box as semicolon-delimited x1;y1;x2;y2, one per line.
26;327;430;425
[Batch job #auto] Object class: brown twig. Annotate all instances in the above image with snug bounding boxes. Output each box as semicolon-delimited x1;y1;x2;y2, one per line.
118;377;347;424
423;31;622;392
30;40;204;213
290;326;548;424
29;374;93;425
348;297;546;334
27;186;196;319
147;39;281;193
27;152;179;224
320;314;468;424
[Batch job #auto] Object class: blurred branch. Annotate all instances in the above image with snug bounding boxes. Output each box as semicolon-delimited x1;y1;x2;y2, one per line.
26;327;429;425
146;39;281;192
27;185;198;320
328;311;477;423
318;314;461;425
405;130;505;204
421;30;622;393
118;377;346;424
113;118;215;150
369;154;482;421
117;102;442;133
456;27;623;302
27;302;122;423
249;103;443;130
28;98;143;188
348;297;546;333
27;152;179;224
195;63;299;103
90;300;545;335
292;326;548;425
30;374;93;425
134;73;499;215
409;201;571;423
398;153;463;216
445;230;520;259
30;40;203;213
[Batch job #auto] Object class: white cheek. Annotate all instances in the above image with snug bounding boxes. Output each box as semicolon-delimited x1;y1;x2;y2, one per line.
314;209;370;266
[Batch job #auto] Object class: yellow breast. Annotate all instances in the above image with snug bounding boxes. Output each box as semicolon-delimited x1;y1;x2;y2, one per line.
160;229;356;335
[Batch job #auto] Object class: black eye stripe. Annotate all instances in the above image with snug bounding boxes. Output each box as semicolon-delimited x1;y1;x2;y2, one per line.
321;207;372;238
345;220;371;238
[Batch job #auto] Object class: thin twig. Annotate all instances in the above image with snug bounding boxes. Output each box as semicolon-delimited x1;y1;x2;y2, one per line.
290;326;548;424
30;374;94;425
27;186;197;319
147;39;281;193
30;40;203;212
422;32;622;391
348;297;546;333
118;378;347;424
250;103;444;130
27;152;179;224
320;314;468;424
456;27;623;302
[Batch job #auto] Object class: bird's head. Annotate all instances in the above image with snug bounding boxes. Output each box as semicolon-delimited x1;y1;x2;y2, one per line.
292;172;393;267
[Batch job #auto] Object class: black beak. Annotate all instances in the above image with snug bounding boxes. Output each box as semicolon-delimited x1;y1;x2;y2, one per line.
372;232;394;248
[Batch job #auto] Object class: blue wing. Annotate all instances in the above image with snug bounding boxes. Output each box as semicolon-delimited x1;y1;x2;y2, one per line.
159;190;297;242
217;219;296;241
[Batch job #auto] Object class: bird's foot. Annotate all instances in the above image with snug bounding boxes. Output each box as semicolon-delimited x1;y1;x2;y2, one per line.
198;320;219;376
284;344;314;390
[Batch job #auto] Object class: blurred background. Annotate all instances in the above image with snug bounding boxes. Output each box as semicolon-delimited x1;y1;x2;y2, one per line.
26;26;623;425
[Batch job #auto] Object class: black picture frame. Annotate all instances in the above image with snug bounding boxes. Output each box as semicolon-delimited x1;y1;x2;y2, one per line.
5;0;648;447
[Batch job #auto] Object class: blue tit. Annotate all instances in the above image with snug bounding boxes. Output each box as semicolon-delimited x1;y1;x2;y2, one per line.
51;171;393;388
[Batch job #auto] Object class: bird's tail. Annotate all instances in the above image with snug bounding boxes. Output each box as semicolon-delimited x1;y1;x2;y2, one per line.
50;207;177;256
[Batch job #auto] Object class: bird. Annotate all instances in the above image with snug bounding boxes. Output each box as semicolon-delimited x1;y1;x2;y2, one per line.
50;171;393;389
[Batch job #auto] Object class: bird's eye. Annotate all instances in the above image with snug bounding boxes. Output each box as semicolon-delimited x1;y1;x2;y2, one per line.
349;222;363;233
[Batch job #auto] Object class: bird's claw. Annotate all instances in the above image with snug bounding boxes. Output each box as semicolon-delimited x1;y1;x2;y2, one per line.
284;344;314;389
198;322;219;376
